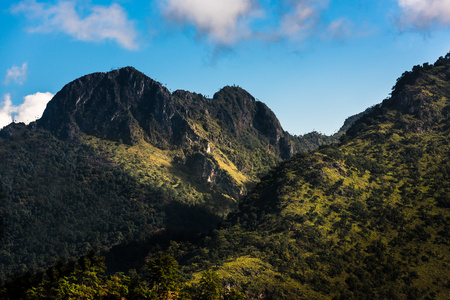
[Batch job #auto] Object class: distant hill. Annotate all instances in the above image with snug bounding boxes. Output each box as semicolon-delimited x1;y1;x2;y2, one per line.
0;67;344;282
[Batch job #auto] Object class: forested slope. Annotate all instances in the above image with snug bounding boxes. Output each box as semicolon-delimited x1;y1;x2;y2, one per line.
160;53;450;299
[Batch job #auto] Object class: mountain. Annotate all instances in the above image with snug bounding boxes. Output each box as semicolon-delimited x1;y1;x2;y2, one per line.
4;54;448;299
36;67;319;195
0;67;343;283
146;54;449;299
3;53;448;298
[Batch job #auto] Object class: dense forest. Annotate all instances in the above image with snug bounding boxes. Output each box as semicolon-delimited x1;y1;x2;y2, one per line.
1;53;449;299
0;253;247;299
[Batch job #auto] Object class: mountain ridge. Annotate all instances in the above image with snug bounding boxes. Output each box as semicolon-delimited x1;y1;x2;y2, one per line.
37;67;297;157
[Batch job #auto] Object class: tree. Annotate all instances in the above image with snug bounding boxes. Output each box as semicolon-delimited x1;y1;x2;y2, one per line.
195;269;222;300
146;253;181;299
224;288;247;300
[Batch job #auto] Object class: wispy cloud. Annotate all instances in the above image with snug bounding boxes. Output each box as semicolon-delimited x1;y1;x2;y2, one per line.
4;63;28;85
11;0;138;50
160;0;260;46
396;0;450;30
0;92;53;129
323;18;372;41
326;18;353;40
279;0;329;41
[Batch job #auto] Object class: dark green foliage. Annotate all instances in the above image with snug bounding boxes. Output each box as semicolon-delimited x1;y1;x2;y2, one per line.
1;254;246;300
195;270;222;300
0;124;221;282
146;253;181;298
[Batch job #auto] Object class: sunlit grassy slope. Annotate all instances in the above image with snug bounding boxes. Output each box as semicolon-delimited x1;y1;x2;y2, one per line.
82;134;251;215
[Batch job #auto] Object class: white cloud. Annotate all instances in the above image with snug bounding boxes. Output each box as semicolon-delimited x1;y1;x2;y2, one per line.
396;0;450;29
0;94;14;129
161;0;260;45
4;63;28;85
0;92;53;129
14;92;54;124
11;0;138;50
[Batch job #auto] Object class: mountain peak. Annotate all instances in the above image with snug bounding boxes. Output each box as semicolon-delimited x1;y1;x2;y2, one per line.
210;85;296;158
37;67;175;146
344;53;450;140
106;66;149;82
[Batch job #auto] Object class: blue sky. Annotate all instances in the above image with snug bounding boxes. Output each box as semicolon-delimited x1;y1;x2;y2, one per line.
1;0;450;134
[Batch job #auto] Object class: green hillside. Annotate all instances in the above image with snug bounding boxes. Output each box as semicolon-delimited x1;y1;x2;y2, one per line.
153;54;450;299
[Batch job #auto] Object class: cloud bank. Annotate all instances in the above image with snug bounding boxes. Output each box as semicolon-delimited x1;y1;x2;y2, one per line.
396;0;450;30
0;92;53;129
11;0;138;50
4;63;28;85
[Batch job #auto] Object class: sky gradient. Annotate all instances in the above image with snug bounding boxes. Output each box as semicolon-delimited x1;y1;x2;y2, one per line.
1;0;450;134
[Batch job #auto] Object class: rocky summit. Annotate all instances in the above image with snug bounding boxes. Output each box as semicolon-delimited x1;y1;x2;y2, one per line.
38;67;298;157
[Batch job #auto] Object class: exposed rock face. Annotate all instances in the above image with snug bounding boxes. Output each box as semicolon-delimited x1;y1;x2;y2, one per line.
204;86;298;159
38;68;296;155
185;152;241;198
38;67;189;148
253;101;283;144
221;56;450;300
